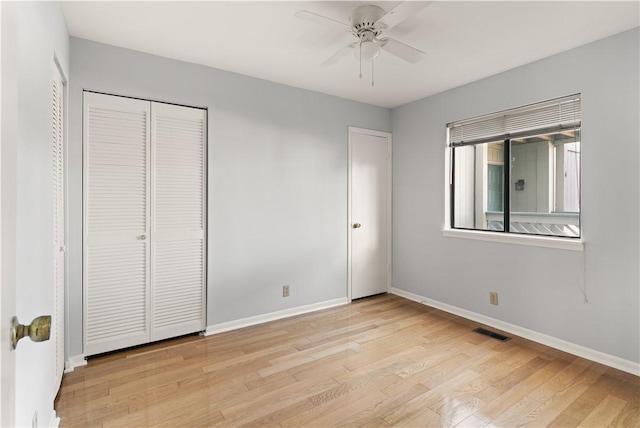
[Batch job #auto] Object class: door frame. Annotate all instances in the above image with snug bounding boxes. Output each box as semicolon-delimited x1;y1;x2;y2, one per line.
347;127;392;302
53;58;68;393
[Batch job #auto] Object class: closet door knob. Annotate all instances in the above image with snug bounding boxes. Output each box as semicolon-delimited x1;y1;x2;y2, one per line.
139;234;146;240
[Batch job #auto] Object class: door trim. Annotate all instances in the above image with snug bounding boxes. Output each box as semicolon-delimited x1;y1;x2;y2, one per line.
53;58;67;395
347;127;392;302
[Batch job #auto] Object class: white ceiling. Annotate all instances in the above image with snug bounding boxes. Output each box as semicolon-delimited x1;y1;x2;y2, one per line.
61;1;639;108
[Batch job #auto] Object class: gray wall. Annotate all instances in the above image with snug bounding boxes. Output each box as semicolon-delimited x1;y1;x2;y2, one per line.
67;38;391;358
10;2;69;426
391;28;639;363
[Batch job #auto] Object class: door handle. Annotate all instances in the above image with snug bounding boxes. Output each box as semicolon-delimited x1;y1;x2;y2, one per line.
11;315;51;350
139;234;146;240
353;223;362;229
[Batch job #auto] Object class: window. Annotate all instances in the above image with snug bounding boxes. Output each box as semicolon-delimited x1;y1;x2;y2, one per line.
448;95;581;239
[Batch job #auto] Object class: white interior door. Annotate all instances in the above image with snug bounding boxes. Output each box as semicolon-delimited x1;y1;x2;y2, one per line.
3;5;63;424
348;127;392;300
150;102;206;341
83;92;151;356
1;4;18;424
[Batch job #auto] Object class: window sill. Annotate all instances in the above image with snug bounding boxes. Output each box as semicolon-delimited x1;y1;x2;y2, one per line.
442;228;584;251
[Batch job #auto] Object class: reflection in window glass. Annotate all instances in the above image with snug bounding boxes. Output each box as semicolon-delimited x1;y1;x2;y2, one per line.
508;132;580;237
452;132;580;238
452;141;504;232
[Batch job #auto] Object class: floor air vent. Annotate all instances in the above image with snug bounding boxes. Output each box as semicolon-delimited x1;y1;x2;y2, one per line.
473;327;511;342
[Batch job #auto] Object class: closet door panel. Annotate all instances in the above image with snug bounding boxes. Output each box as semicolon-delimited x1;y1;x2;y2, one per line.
150;102;206;341
83;93;151;356
85;244;147;352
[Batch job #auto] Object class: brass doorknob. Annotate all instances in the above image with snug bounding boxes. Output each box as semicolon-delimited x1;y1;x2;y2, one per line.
139;234;146;240
353;223;362;229
11;315;51;350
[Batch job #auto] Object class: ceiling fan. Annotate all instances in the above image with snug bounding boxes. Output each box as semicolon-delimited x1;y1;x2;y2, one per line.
295;2;431;85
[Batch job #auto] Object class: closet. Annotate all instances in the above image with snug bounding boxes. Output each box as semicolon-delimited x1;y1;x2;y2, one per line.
83;92;206;356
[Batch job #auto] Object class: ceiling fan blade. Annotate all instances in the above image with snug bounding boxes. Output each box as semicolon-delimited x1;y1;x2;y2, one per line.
294;10;350;30
377;1;433;30
380;38;425;64
320;43;357;67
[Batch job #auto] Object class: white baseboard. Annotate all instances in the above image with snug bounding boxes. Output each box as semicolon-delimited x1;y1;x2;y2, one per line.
205;297;349;336
391;287;639;376
47;409;60;428
64;354;87;373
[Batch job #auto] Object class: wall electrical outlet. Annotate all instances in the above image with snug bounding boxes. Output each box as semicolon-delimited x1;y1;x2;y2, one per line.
283;285;290;297
489;292;499;306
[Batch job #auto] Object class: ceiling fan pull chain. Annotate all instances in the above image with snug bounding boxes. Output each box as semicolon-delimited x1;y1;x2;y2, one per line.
371;60;374;87
359;42;363;79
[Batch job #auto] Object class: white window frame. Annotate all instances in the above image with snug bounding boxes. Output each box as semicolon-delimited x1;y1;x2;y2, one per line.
443;96;584;252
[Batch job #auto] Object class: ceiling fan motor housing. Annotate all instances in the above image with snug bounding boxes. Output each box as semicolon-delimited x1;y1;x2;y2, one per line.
351;5;386;36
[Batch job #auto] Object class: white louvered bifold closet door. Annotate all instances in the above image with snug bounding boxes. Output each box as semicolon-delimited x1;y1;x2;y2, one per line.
83;93;151;356
150;102;206;341
83;93;206;356
52;65;65;387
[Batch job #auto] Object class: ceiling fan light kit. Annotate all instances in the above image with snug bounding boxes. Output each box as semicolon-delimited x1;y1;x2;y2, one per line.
354;34;381;62
295;2;429;87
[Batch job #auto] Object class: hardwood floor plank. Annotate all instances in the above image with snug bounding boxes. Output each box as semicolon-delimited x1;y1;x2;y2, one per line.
439;397;487;427
578;394;627;427
547;369;617;425
332;383;430;427
382;369;481;425
164;408;225;428
280;380;392;427
107;365;204;397
525;363;608;427
547;413;582;428
236;396;316;427
295;390;389;427
222;377;339;424
609;400;640;427
489;355;552;393
55;294;640;428
289;350;354;382
310;368;404;407
477;358;570;421
60;354;185;393
490;360;605;427
456;413;489;427
61;402;130;428
388;404;442;427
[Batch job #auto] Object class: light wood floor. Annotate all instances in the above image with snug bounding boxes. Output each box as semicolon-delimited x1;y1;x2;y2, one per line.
56;294;640;427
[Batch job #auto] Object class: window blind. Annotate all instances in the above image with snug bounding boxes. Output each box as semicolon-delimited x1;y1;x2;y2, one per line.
448;94;581;147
